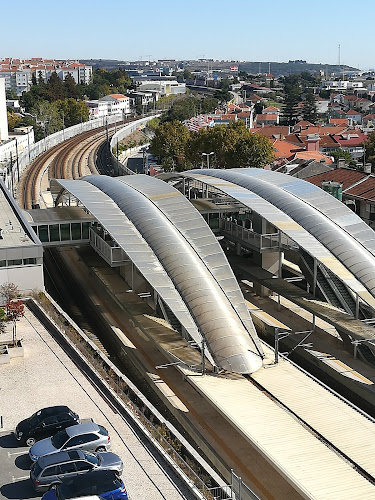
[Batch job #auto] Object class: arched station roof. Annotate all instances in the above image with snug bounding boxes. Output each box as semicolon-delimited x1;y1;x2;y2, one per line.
172;168;375;310
50;175;264;374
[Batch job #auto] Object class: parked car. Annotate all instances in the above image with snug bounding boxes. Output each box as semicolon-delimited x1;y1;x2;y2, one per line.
30;449;123;492
29;422;110;462
15;406;80;446
41;469;128;499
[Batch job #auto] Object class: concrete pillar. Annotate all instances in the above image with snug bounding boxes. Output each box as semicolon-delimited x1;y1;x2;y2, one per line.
253;251;280;297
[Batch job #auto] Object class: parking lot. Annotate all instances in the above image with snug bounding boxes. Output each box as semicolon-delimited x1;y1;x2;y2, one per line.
0;309;191;499
0;431;38;499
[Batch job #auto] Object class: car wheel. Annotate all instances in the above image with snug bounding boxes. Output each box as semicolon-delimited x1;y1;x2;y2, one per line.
96;446;106;452
26;437;35;446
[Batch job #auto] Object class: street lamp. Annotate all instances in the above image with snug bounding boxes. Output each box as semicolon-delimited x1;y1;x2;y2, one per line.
201;151;214;169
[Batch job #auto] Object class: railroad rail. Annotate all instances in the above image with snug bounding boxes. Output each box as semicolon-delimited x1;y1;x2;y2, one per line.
18;117;139;210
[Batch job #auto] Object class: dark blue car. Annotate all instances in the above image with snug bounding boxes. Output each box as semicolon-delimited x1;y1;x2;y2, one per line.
41;469;128;499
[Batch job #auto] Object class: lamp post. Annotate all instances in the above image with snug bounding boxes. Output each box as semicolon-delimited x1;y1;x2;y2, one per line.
201;151;214;169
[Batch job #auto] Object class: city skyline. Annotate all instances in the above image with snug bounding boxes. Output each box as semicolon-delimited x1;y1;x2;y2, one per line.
1;0;374;70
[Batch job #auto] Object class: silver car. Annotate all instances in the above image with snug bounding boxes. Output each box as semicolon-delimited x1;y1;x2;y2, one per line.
30;449;123;492
29;422;111;462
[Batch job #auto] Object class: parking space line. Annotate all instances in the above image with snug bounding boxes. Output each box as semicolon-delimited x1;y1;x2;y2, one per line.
12;475;30;482
7;450;27;457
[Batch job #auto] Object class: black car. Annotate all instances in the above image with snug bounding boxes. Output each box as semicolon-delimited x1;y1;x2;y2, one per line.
15;406;80;446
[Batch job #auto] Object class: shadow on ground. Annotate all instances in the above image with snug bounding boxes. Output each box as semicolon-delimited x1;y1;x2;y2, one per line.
0;480;38;499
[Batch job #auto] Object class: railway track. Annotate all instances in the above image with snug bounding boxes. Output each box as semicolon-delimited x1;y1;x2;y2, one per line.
18;117;137;210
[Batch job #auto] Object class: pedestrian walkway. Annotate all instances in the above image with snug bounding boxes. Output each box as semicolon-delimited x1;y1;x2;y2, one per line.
0;309;193;500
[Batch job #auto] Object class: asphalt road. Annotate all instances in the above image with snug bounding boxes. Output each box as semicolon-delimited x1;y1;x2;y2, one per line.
0;431;39;499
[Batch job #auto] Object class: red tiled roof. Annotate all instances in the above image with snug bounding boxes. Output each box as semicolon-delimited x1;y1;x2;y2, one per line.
109;93;128;99
272;139;302;158
334;132;367;146
291;151;334;164
295;120;314;127
345;177;375;200
283;133;305;146
256;114;278;121
305;168;366;190
251;125;290;138
329;118;348;125
264;106;279;111
346;109;360;115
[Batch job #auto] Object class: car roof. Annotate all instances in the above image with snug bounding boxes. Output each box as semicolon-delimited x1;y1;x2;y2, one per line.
68;469;118;486
37;450;85;468
42;406;71;415
65;422;100;437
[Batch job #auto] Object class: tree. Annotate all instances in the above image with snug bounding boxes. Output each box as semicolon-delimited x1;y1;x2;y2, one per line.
47;71;65;101
187;121;275;169
282;74;302;125
0;307;5;335
183;68;193;80
64;73;78;99
150;121;190;167
7;110;21;131
301;90;317;123
331;149;352;164
30;100;62;140
365;131;375;169
0;282;20;304
6;300;24;345
146;117;160;132
6;89;18;100
54;98;89;127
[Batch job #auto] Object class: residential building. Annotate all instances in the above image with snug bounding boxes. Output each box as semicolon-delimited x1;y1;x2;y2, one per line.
333;131;367;159
255;113;279;125
0;58;92;95
316;96;329;114
133;76;186;96
86;94;131;119
346;109;362;125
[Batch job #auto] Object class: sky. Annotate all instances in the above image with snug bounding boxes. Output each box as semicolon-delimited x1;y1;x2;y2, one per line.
1;0;374;69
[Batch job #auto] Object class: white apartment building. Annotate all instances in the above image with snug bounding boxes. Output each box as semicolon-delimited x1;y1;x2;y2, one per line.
321;80;364;91
0;58;92;95
86;94;131;119
134;77;186;96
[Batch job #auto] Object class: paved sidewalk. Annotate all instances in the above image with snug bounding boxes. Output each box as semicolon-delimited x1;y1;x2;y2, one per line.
0;309;193;500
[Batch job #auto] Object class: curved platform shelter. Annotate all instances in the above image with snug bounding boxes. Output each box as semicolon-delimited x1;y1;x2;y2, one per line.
170;168;375;313
50;175;264;374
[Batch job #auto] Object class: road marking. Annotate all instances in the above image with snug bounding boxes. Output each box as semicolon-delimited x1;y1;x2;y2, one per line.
8;450;27;457
12;475;29;482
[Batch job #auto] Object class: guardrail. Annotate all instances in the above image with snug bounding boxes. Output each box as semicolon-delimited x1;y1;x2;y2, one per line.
109;114;161;176
220;220;298;251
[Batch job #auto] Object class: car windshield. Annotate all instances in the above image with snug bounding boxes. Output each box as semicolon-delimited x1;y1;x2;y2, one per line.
31;461;42;478
84;451;100;466
29;410;42;427
51;429;69;448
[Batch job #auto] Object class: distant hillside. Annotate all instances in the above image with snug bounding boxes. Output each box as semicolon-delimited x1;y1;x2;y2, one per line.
80;59;130;70
80;59;358;77
239;61;357;77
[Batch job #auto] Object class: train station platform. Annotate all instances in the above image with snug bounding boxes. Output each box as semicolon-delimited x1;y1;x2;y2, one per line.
230;255;375;344
54;244;375;500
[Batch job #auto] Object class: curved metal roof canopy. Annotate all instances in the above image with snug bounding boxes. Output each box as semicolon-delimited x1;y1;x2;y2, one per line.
184;168;375;308
51;175;264;374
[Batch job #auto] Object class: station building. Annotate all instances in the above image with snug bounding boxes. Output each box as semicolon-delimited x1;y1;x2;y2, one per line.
0;179;43;294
